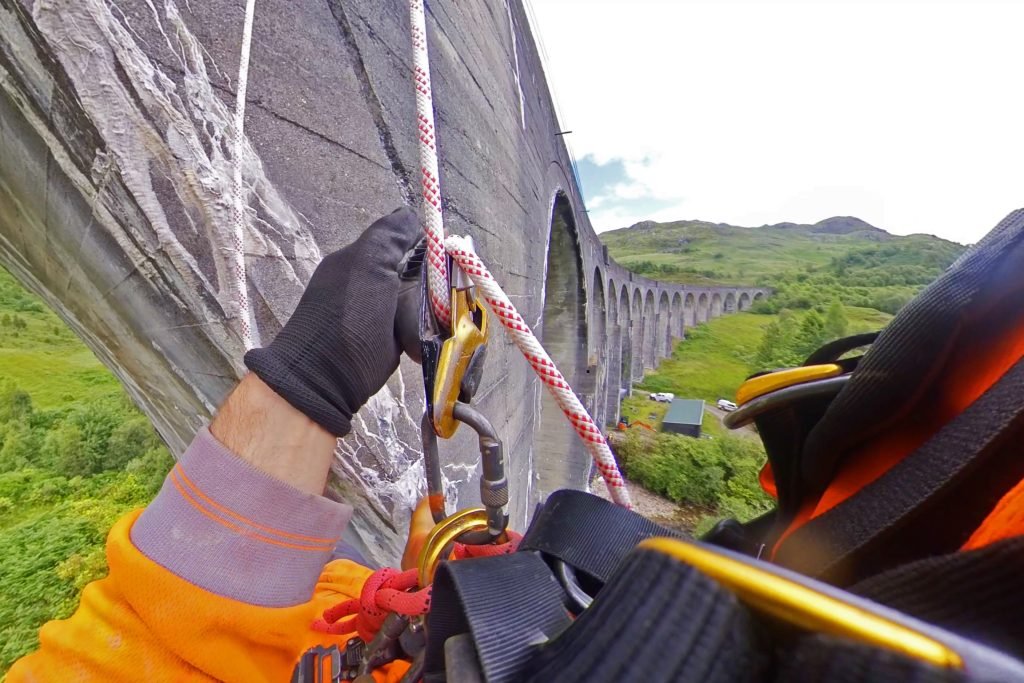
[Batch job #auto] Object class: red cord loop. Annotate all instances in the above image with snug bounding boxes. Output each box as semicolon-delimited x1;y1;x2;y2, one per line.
311;532;522;641
453;530;523;559
312;567;431;642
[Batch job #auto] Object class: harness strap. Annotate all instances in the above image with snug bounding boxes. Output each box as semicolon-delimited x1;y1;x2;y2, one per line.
424;535;1009;683
423;552;570;683
775;354;1024;584
852;536;1024;662
521;547;768;683
518;489;683;582
422;490;679;682
799;209;1024;494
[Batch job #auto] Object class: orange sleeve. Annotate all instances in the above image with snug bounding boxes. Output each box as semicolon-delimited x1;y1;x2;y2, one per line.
8;427;412;682
8;511;409;682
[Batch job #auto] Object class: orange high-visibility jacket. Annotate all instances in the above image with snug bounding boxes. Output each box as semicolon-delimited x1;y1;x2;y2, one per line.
8;428;409;682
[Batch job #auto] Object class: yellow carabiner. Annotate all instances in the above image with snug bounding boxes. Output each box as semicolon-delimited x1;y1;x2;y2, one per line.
639;538;963;670
735;364;843;406
416;508;490;588
432;286;488;438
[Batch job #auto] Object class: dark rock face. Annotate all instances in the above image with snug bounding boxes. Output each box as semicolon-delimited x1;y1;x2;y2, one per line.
0;0;764;562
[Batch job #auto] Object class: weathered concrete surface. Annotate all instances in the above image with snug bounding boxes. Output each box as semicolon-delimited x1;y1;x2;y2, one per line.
0;0;767;563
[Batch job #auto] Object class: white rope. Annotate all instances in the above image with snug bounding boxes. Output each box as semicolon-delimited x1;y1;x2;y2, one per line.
230;0;257;350
408;0;452;329
445;236;633;508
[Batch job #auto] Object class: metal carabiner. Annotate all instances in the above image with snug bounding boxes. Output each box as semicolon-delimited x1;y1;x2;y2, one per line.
430;248;489;439
416;507;492;587
421;403;508;537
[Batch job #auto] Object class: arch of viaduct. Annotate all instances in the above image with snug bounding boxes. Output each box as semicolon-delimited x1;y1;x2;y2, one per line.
538;195;770;440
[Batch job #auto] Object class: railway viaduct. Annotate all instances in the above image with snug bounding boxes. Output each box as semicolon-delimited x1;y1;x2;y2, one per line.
0;0;765;562
541;195;767;440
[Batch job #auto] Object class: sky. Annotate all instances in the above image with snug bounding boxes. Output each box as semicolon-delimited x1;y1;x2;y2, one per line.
526;0;1024;244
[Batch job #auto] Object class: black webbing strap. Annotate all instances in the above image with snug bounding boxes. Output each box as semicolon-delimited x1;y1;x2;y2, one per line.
518;488;683;582
522;547;768;683
775;353;1024;584
852;536;1024;662
776;635;965;683
421;490;1022;682
422;551;571;683
422;490;680;682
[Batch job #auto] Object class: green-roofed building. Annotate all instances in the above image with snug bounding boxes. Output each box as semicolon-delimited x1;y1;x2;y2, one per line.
662;399;705;438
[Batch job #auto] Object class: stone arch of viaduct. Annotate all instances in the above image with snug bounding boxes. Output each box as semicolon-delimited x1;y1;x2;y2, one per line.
540;190;769;433
530;182;769;503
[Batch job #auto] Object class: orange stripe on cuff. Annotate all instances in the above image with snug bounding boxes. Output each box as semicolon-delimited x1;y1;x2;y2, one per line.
170;469;334;552
173;464;336;544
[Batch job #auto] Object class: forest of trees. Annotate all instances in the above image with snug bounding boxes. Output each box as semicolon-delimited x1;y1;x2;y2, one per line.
0;380;174;669
0;265;175;671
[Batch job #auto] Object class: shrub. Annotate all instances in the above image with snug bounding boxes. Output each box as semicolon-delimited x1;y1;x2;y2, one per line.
615;429;773;522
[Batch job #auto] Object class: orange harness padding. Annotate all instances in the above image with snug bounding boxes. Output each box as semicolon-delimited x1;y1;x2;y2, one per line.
772;302;1024;559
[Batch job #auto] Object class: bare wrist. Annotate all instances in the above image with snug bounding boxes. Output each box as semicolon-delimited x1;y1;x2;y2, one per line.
210;374;337;495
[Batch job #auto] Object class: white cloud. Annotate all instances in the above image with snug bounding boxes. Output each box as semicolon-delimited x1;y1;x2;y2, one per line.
528;0;1024;242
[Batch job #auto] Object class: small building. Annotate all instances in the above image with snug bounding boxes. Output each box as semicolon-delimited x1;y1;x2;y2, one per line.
662;399;705;438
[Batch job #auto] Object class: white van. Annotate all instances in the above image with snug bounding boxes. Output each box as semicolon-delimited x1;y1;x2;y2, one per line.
650;392;675;403
716;398;738;412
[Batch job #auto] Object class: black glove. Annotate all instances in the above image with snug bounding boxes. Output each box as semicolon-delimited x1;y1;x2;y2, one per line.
244;207;422;437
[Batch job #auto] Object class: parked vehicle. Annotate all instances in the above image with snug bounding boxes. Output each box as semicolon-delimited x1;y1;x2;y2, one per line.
716;398;738;412
649;392;675;403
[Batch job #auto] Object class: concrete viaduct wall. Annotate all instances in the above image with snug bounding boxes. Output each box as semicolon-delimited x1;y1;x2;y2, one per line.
0;0;766;562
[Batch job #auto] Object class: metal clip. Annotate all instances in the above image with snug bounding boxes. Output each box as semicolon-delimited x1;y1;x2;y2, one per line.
416;507;492;587
422;403;508;536
430;239;489;439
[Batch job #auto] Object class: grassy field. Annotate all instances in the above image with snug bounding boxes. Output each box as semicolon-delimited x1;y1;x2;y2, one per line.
637;306;892;404
0;270;122;409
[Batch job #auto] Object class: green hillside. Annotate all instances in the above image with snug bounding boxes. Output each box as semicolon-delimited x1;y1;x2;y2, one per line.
637;306;891;404
600;216;966;314
0;267;172;673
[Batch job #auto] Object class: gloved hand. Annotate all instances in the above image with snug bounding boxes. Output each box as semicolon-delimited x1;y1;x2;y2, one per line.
244;207;422;437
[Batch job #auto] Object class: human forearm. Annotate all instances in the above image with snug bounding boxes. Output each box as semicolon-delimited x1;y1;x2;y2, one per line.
210;373;337;496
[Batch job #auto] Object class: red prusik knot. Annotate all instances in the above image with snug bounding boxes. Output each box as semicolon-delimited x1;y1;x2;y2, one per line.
311;567;431;642
311;533;524;641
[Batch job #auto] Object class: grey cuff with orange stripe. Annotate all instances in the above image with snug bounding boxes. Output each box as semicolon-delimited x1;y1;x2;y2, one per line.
130;427;353;607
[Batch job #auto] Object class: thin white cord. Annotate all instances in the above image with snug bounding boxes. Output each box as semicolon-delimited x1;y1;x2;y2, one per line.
230;0;257;350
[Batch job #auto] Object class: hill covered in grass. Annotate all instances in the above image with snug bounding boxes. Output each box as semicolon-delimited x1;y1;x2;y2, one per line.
601;217;966;313
0;267;173;672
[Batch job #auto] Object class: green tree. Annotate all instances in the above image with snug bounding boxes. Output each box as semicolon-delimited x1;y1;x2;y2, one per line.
106;417;160;471
752;311;800;370
0;423;38;472
43;423;91;477
824;300;849;340
793;309;827;359
0;380;33;424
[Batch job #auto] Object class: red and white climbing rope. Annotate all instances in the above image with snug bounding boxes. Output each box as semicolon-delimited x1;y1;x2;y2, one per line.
446;236;632;509
408;0;451;329
230;0;258;350
409;2;630;508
